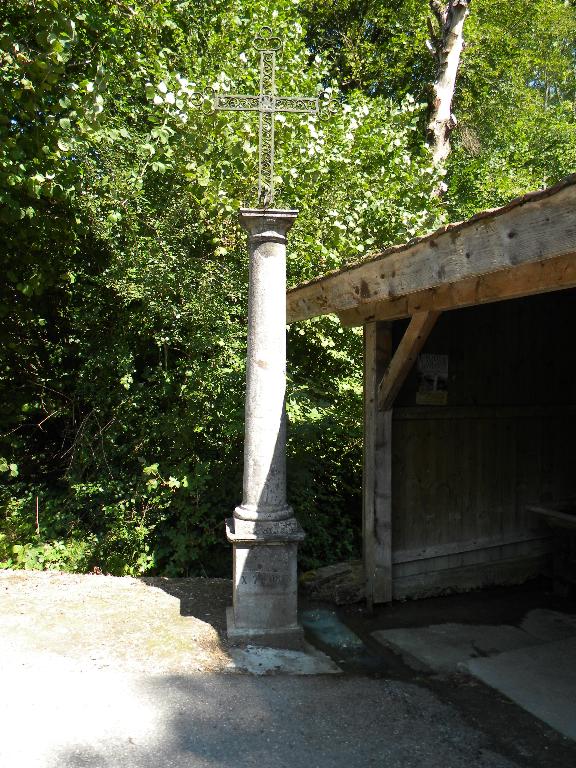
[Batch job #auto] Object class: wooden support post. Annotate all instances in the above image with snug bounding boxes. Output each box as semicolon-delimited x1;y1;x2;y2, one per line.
363;321;393;607
378;311;440;411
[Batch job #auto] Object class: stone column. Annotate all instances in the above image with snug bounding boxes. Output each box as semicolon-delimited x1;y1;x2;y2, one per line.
226;208;305;648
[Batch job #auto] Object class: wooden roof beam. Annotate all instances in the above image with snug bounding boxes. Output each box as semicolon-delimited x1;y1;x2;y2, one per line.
337;251;576;326
286;178;576;324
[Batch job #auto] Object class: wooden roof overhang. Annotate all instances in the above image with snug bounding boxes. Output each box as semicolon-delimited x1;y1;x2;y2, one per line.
287;175;576;329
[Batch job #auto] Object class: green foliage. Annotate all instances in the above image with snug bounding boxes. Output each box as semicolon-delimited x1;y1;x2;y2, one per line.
0;491;97;571
302;0;433;98
448;0;576;215
0;0;443;575
287;317;364;568
302;0;576;214
1;0;574;576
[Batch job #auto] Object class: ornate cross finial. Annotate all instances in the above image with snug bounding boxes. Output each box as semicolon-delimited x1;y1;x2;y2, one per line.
192;27;337;208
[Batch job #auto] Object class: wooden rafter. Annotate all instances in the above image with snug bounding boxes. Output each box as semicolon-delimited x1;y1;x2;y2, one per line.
378;311;440;411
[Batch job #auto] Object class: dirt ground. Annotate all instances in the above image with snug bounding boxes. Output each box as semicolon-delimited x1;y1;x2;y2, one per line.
0;569;234;674
2;569;576;768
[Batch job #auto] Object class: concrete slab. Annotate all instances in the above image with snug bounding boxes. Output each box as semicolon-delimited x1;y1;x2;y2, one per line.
227;642;340;675
521;609;576;642
372;623;540;673
467;637;576;741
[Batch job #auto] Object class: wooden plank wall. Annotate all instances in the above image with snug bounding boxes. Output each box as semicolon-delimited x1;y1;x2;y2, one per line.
363;322;393;606
382;289;576;601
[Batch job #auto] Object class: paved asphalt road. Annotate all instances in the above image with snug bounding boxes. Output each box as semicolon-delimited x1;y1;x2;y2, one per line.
1;664;527;768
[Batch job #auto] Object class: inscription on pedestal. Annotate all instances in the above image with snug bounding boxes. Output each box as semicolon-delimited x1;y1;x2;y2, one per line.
250;519;299;537
239;571;290;589
234;542;297;599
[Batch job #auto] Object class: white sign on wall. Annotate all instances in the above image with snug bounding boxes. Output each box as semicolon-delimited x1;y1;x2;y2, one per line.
416;353;449;405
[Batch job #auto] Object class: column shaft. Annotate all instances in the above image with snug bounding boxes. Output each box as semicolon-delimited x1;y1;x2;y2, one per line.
235;209;297;522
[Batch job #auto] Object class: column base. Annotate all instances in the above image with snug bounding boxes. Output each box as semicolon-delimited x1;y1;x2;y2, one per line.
226;516;305;649
226;607;305;650
234;503;294;523
227;516;305;542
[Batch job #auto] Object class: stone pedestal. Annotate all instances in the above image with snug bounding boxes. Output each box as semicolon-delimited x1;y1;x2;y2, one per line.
226;209;305;648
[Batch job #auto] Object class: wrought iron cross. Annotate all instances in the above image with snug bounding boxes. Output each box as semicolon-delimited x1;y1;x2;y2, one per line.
193;26;335;208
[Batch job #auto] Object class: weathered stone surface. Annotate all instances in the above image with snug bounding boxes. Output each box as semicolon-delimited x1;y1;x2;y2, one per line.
226;209;305;646
227;607;305;650
234;208;298;524
226;516;305;543
227;643;340;674
228;539;302;647
466;637;576;741
372;623;540;673
301;560;365;605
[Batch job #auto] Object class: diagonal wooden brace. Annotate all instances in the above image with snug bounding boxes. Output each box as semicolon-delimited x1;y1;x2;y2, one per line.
377;311;440;411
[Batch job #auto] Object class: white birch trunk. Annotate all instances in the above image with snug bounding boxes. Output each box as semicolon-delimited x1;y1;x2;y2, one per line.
427;0;471;169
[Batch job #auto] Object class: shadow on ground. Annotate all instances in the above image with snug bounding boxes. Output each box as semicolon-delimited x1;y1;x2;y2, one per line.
47;672;576;768
142;576;232;633
4;573;575;768
42;581;576;768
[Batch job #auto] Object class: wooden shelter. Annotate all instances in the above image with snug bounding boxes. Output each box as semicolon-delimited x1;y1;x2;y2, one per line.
287;175;576;606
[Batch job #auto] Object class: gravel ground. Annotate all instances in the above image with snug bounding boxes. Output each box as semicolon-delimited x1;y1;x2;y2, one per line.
2;667;524;768
0;569;233;673
1;569;574;768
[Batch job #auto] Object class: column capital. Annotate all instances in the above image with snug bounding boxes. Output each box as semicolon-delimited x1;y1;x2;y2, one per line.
239;208;298;245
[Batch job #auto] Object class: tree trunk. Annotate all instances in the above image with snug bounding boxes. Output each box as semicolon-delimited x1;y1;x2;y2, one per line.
427;1;471;172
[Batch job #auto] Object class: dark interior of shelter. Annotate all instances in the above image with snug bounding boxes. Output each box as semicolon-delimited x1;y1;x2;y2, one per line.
382;288;576;601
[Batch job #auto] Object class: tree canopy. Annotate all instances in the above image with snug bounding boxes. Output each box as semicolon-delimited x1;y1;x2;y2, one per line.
1;0;574;575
